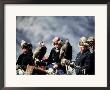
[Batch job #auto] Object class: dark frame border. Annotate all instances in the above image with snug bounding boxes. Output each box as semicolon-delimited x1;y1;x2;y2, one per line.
0;0;110;90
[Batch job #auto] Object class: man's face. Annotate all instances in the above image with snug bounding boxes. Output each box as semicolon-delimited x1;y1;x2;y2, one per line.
22;48;28;54
54;44;62;49
54;42;59;48
79;46;86;53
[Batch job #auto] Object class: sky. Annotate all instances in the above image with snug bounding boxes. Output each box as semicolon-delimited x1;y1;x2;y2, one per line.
16;16;95;60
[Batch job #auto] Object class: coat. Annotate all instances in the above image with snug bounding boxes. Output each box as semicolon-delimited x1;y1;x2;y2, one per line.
48;47;61;64
16;53;34;71
75;49;94;75
88;51;95;75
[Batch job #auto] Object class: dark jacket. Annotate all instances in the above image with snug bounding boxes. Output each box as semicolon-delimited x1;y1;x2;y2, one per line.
88;51;95;75
75;49;92;75
48;47;61;64
16;53;34;71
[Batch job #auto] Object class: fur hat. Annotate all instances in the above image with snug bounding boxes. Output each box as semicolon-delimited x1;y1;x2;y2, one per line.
52;37;60;43
78;37;89;47
78;42;89;47
87;36;95;47
79;37;87;43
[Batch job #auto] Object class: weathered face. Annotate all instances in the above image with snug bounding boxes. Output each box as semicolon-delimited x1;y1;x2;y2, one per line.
54;43;61;49
79;46;87;53
22;48;29;54
54;44;59;48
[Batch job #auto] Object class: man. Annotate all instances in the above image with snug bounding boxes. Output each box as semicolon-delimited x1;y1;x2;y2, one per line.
87;36;95;53
75;37;91;75
16;42;34;71
87;36;95;75
48;37;63;64
48;37;68;74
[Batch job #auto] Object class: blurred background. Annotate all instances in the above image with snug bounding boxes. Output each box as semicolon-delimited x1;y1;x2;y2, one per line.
16;16;95;61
